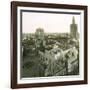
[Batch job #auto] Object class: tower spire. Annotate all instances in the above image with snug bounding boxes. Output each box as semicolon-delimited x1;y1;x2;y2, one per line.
72;16;75;24
70;16;78;39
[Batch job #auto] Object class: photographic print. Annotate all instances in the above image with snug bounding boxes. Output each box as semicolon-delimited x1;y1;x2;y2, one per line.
22;11;80;78
11;1;87;89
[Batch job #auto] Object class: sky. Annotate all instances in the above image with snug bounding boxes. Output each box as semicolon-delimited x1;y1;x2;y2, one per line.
22;12;81;33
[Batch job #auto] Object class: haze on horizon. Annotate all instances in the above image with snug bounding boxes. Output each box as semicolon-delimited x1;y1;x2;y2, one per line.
22;12;81;33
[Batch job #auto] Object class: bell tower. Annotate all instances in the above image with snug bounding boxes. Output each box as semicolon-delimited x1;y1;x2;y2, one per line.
70;16;78;39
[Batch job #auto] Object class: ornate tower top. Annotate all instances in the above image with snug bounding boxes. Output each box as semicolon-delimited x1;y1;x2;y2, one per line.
72;16;75;24
70;16;78;39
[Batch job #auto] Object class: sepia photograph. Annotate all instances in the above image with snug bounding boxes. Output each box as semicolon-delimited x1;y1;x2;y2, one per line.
21;11;80;78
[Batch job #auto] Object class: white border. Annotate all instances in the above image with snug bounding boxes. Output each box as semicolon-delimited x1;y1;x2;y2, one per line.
17;6;84;84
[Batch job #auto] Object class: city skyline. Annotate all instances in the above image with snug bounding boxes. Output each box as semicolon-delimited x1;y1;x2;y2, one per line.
22;12;80;33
